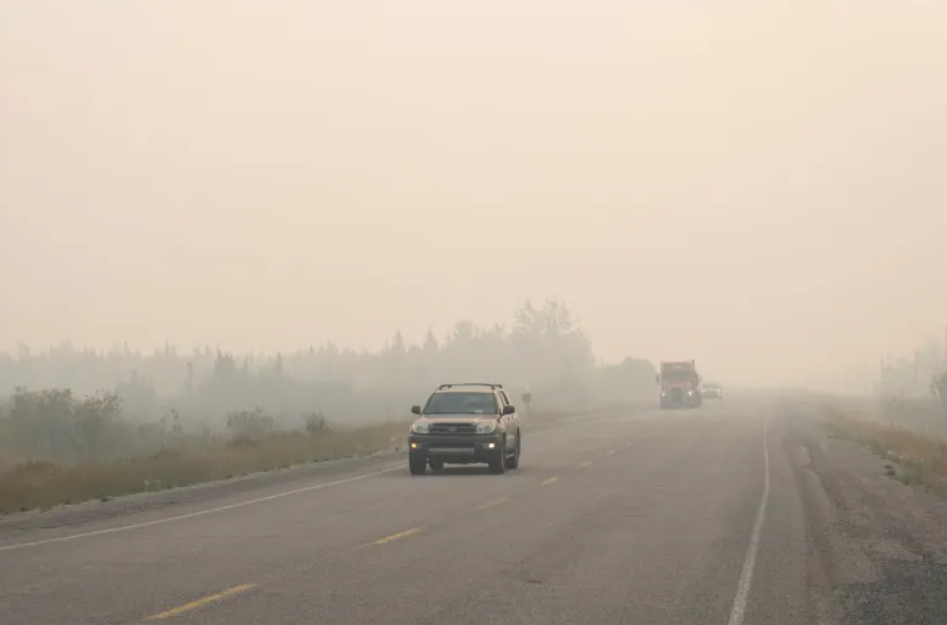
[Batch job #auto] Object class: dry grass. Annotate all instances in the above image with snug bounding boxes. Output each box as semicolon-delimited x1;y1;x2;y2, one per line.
823;407;947;493
0;421;410;515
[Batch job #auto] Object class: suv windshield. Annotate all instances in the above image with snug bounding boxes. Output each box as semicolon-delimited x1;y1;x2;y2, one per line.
424;391;498;415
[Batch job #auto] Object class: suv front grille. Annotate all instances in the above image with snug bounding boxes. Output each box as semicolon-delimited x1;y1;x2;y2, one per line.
429;423;477;435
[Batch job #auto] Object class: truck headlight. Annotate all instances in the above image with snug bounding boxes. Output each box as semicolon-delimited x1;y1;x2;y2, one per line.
411;421;430;434
476;421;497;434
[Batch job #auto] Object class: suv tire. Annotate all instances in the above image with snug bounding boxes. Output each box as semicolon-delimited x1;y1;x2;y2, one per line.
489;438;507;474
428;458;444;472
507;432;521;469
409;454;427;475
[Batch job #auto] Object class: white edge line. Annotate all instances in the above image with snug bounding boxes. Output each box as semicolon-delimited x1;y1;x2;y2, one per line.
0;410;630;553
0;464;405;553
726;416;770;625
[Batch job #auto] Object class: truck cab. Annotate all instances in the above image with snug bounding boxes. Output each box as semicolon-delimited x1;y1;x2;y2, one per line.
656;360;702;409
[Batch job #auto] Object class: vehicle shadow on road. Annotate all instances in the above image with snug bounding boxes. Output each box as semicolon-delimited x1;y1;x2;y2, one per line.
427;468;496;477
385;467;539;478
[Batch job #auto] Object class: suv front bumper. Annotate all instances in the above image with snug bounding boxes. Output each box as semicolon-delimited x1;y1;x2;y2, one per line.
408;433;503;462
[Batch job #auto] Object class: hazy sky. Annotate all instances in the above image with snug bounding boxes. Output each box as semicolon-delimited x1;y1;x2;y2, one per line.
1;1;946;387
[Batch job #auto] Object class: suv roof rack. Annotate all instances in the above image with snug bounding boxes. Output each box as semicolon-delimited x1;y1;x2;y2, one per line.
437;382;503;390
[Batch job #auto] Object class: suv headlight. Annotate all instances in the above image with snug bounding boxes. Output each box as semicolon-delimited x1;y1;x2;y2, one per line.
411;421;430;434
476;421;497;434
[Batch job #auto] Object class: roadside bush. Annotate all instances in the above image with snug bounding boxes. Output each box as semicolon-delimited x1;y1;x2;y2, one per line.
303;410;332;436
0;387;150;465
878;395;945;439
225;407;277;442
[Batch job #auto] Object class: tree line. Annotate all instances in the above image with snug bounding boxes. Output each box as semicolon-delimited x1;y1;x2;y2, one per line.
875;338;946;402
874;338;947;431
0;300;657;465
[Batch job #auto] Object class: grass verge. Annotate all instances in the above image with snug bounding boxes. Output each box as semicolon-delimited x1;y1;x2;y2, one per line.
822;408;947;494
0;421;409;515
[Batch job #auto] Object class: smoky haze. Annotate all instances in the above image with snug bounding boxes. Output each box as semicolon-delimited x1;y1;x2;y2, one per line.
1;1;946;390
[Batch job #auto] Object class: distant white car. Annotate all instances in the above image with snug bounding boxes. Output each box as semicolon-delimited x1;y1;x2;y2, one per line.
700;383;723;400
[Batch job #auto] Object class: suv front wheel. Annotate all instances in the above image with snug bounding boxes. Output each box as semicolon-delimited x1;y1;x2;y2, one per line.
409;453;427;475
507;431;521;469
489;438;507;474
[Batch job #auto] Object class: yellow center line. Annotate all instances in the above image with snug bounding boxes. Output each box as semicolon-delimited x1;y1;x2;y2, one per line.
541;476;559;485
370;527;423;546
576;461;593;469
146;583;257;621
473;497;508;511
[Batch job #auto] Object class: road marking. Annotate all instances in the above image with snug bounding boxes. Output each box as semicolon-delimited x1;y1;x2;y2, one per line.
146;583;256;620
0;465;405;553
541;476;559;486
726;416;770;625
473;497;508;511
576;461;592;469
605;449;616;456
370;527;422;545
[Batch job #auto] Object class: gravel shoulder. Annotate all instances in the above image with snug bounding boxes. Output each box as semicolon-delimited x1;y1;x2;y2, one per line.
779;402;947;625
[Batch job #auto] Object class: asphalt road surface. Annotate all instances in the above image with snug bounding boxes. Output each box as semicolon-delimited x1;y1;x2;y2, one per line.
2;398;946;625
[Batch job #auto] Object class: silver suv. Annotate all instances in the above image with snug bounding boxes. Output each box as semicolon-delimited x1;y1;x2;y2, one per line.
408;383;521;475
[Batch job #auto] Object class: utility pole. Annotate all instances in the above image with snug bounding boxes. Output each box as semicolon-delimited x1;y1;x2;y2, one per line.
914;350;919;394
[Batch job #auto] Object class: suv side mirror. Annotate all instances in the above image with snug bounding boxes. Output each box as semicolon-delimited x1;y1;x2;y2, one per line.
411;405;421;415
502;405;515;416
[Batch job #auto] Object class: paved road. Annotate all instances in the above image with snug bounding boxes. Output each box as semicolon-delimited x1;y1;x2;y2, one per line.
1;399;944;625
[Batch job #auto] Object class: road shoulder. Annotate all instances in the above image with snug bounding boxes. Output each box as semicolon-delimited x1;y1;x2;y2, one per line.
783;411;947;625
0;451;405;546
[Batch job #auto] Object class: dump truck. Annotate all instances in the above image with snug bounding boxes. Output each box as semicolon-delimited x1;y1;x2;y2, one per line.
656;360;702;409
